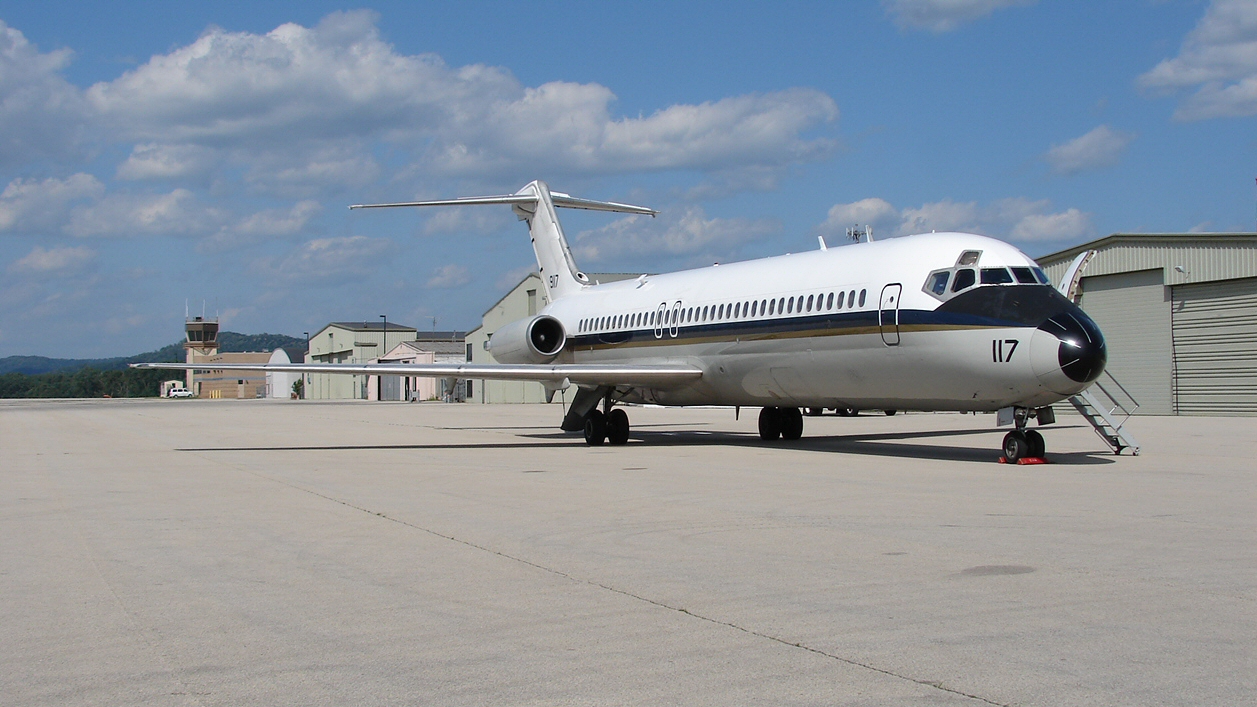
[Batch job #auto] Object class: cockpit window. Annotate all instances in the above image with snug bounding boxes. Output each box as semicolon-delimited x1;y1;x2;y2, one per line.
1033;267;1049;285
957;250;981;266
952;268;976;292
1011;266;1038;284
926;270;950;296
981;267;1014;285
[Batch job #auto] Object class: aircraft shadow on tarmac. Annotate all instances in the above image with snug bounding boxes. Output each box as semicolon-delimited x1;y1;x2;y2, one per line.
178;423;1116;465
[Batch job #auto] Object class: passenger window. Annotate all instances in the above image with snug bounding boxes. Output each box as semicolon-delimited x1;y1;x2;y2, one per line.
761;299;767;315
751;301;757;316
778;297;785;314
952;269;976;292
981;267;1014;285
769;299;776;315
807;295;814;311
848;290;856;308
926;270;950;295
787;298;794;314
858;289;867;307
826;292;834;309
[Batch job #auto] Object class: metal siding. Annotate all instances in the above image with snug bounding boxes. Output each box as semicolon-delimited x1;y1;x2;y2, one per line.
1078;270;1173;414
1040;235;1257;290
1171;276;1257;416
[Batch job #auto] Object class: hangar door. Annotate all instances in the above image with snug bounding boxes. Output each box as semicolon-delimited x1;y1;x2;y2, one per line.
1171;276;1257;416
1078;269;1173;414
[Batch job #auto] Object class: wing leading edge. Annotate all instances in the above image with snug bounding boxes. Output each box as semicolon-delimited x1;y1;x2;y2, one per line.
130;362;702;389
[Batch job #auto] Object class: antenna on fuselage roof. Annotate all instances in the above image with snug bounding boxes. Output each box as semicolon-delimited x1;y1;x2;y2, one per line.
846;224;873;243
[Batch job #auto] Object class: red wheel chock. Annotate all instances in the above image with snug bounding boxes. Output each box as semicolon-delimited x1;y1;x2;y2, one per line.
998;456;1049;465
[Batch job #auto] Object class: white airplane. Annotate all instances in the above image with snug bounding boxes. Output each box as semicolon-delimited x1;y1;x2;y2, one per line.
135;180;1106;461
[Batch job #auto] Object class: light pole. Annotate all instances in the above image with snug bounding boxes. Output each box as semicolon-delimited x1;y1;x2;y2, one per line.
302;332;309;399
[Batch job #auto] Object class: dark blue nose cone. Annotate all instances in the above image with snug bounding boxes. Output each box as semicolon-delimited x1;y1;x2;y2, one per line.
1039;308;1106;384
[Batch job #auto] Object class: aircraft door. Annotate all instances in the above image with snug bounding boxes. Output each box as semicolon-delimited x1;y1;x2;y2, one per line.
654;303;667;339
670;300;682;338
879;283;902;346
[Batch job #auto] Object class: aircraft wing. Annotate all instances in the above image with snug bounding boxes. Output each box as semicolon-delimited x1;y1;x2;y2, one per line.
130;361;702;388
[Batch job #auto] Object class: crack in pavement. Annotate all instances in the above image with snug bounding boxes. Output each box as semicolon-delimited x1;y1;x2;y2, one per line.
235;464;1011;707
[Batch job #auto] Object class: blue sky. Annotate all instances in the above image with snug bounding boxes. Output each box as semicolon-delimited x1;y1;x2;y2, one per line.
1;0;1254;357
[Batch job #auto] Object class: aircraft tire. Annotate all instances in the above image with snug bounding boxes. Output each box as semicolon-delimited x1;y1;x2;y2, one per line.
804;407;823;417
1025;429;1045;458
837;407;857;417
758;407;782;441
606;409;630;445
781;407;804;440
584;410;607;446
1002;431;1029;462
884;409;897;416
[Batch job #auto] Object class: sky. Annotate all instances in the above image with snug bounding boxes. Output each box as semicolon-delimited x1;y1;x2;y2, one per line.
1;0;1254;358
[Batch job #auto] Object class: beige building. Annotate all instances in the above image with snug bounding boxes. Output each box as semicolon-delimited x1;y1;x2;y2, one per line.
304;321;417;400
367;332;468;402
465;272;638;403
1038;233;1257;416
190;351;271;399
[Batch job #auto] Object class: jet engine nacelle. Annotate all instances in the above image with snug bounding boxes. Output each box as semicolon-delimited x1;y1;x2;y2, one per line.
489;315;566;364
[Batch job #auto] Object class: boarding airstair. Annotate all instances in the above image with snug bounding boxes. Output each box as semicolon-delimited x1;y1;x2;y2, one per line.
1068;371;1140;455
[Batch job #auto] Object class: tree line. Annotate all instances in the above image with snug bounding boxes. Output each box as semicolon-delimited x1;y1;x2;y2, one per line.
0;366;175;399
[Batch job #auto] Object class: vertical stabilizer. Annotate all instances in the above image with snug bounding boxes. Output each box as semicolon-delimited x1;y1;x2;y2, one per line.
512;181;586;302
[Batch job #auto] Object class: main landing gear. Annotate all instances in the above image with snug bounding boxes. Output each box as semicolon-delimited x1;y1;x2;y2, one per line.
758;406;804;441
583;407;630;446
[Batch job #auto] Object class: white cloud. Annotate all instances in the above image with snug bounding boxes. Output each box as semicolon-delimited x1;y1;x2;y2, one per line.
66;188;227;238
0;173;104;233
116;143;219;180
495;264;537;291
84;11;837;183
817;195;1091;245
1138;0;1257;120
1043;125;1135;175
883;0;1035;33
424;263;471;289
8;245;94;273
421;206;514;236
197;200;322;252
0;21;87;166
1009;208;1090;241
261;235;393;279
573;206;778;265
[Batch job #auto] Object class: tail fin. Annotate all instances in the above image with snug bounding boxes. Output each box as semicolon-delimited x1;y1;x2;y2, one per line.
351;181;655;302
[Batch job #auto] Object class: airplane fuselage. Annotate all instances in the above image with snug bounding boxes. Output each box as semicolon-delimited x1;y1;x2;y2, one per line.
544;232;1104;412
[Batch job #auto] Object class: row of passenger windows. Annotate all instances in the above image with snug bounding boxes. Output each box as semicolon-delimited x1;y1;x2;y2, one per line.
578;288;869;334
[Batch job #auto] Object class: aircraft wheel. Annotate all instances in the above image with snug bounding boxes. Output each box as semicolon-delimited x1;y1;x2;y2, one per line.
1025;429;1045;458
758;407;782;441
606;409;630;445
584;410;607;446
804;407;823;417
781;407;804;440
884;409;897;416
835;407;852;417
1002;431;1029;462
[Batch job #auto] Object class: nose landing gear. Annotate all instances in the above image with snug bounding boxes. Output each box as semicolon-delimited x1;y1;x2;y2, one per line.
1001;407;1050;463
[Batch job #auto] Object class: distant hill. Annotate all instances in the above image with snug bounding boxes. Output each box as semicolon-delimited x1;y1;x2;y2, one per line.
0;332;307;375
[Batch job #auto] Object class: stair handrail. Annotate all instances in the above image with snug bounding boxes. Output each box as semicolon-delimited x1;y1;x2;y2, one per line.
1087;370;1139;427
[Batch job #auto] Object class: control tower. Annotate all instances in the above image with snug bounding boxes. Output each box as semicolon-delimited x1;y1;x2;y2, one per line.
184;316;219;394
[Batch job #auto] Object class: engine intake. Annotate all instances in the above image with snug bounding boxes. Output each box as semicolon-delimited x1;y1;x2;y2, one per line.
489;315;567;364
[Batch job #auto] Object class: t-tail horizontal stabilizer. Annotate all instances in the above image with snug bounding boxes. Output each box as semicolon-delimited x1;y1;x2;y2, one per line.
349;180;655;302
